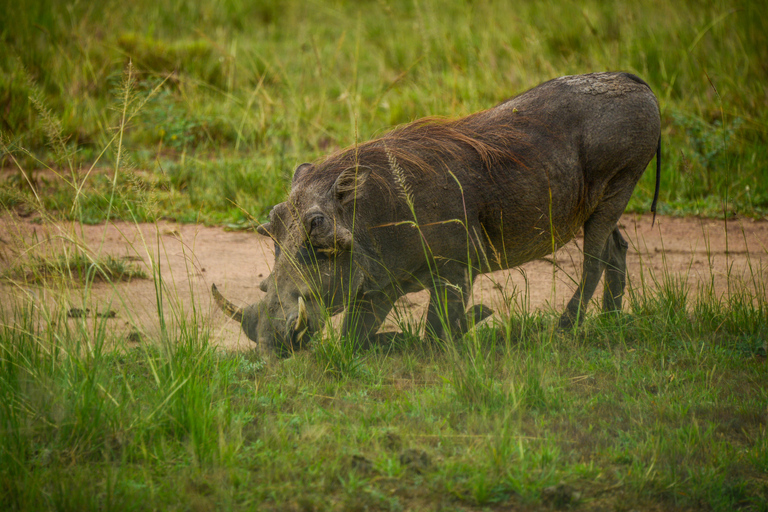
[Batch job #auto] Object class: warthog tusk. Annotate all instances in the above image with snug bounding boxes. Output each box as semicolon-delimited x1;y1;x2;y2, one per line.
295;296;309;339
211;284;244;323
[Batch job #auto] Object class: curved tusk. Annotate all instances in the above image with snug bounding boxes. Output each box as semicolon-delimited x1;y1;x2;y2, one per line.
211;284;244;323
295;296;309;339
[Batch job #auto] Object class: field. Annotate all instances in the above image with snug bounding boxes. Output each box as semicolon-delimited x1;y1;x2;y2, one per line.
1;0;767;510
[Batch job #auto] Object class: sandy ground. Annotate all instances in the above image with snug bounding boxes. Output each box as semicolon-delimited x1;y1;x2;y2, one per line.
1;213;766;351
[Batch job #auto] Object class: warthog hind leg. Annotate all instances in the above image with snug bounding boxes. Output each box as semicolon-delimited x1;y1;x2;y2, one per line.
560;194;633;328
467;304;494;325
602;228;628;313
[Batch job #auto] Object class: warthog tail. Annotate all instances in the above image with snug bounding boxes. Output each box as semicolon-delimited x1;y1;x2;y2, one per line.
651;135;661;227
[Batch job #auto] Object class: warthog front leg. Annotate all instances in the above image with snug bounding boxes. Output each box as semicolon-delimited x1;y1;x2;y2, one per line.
341;290;393;349
423;263;490;341
425;282;466;341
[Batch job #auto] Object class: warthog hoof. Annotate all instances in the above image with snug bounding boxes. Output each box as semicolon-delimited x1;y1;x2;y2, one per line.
467;304;494;325
558;311;578;330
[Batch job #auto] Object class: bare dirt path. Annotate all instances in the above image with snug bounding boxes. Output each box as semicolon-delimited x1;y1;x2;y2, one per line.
1;214;766;351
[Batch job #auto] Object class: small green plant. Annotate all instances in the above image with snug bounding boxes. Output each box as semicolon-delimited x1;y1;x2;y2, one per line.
4;251;147;285
313;330;366;380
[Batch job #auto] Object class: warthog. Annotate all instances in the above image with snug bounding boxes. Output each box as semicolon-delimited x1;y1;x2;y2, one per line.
213;72;661;355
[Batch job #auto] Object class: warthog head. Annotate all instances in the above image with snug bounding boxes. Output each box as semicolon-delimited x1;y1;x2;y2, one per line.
213;162;373;356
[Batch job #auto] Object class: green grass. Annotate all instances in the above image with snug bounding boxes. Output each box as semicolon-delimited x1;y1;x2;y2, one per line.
4;250;147;285
1;1;767;510
1;261;766;511
1;0;767;222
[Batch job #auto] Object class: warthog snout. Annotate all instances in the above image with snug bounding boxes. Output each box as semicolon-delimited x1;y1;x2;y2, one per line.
212;284;314;355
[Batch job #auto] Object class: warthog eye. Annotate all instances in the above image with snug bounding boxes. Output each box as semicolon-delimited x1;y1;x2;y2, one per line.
310;215;324;233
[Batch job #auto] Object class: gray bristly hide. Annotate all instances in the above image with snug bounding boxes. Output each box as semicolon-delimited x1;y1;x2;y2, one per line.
214;72;661;354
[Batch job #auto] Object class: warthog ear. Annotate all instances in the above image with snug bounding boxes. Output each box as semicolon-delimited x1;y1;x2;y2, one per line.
332;165;371;206
292;163;314;184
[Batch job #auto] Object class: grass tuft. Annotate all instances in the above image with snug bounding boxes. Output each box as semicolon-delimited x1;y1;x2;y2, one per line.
4;251;148;285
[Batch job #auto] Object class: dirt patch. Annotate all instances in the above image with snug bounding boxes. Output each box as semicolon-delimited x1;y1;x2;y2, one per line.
1;214;766;351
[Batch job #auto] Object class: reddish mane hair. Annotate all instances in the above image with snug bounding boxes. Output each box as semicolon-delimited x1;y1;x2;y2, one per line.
294;109;533;190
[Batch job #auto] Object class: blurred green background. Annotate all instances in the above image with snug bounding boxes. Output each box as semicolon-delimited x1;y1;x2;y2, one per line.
2;0;766;224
